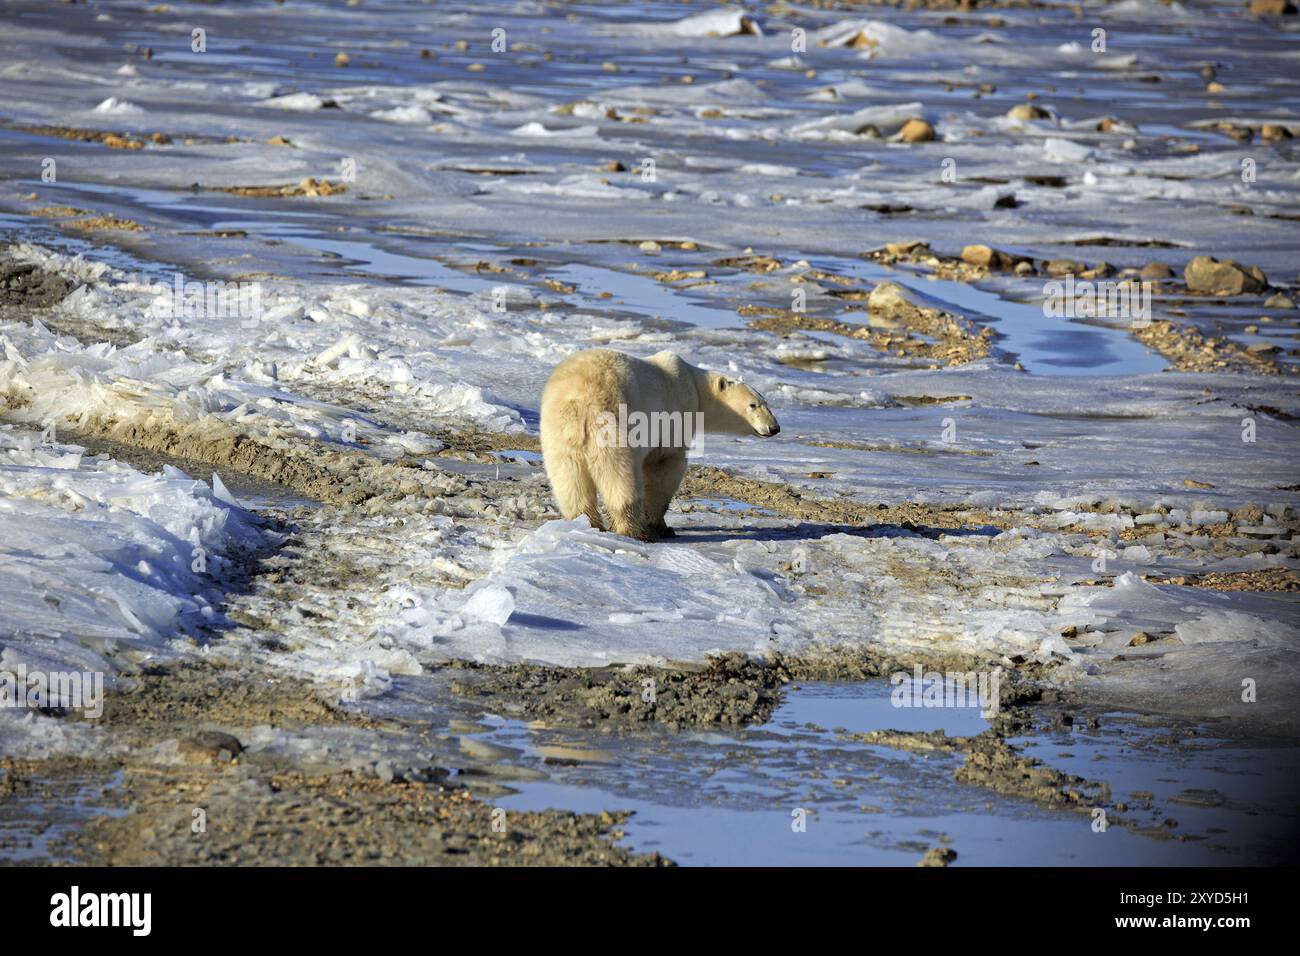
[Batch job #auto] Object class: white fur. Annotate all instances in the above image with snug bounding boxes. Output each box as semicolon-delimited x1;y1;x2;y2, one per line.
539;349;779;541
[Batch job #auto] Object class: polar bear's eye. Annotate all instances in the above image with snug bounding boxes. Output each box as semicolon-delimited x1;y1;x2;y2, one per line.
748;403;757;409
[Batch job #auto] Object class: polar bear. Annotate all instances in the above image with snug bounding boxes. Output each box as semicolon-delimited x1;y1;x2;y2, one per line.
540;349;780;541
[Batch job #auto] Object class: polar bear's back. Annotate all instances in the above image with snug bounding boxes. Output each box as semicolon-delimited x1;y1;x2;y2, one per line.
540;349;683;441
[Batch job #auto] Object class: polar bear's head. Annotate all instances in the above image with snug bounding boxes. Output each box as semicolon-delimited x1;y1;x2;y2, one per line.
703;373;780;438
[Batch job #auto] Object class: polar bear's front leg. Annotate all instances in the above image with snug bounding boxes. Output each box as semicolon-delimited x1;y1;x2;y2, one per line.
593;445;656;541
643;449;687;538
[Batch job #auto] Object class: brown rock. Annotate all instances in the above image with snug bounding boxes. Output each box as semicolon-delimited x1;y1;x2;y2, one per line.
899;118;936;143
961;244;1017;270
847;29;879;49
1006;103;1050;121
1248;0;1297;15
885;240;930;258
918;846;957;867
1262;124;1294;142
1044;259;1085;277
1140;262;1174;280
178;731;244;764
1184;255;1268;295
866;281;915;328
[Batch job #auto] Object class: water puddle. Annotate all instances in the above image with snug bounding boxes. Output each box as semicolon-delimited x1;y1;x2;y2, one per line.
823;256;1167;377
550;263;741;330
442;681;1297;865
0;769;126;864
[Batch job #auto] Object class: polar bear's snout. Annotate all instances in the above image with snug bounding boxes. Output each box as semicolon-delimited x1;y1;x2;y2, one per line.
754;411;780;437
739;385;780;438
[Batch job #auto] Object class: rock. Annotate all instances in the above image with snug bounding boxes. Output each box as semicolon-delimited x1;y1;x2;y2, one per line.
961;244;1018;270
638;240;661;253
604;160;627;172
898;118;936;143
866;281;914;328
1129;632;1152;646
1199;65;1217;82
885;240;929;258
178;731;243;764
1246;342;1278;354
1248;0;1297;15
1264;292;1294;309
1044;259;1085;277
334;51;351;68
918;846;958;867
1205;81;1226;94
1231;503;1265;524
1262;124;1294;142
1013;260;1035;276
1007;103;1050;121
1184;255;1268;295
1140;262;1174;280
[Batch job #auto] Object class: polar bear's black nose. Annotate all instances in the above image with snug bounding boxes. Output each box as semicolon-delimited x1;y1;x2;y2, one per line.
766;424;780;436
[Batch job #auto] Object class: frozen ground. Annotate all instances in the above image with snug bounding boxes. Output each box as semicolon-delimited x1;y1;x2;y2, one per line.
0;0;1298;865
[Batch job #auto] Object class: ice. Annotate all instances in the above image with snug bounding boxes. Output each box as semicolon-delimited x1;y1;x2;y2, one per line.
259;92;327;111
1042;138;1094;163
632;8;762;39
1065;573;1298;649
0;425;265;687
369;105;434;125
461;585;516;627
91;96;143;115
210;472;242;509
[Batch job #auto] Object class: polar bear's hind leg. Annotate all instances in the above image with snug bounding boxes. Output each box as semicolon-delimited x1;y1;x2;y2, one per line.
545;449;603;530
643;449;687;538
592;444;656;541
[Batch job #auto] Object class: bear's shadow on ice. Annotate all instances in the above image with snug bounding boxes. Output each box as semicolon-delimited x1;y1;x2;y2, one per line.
673;521;1002;544
506;611;585;631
